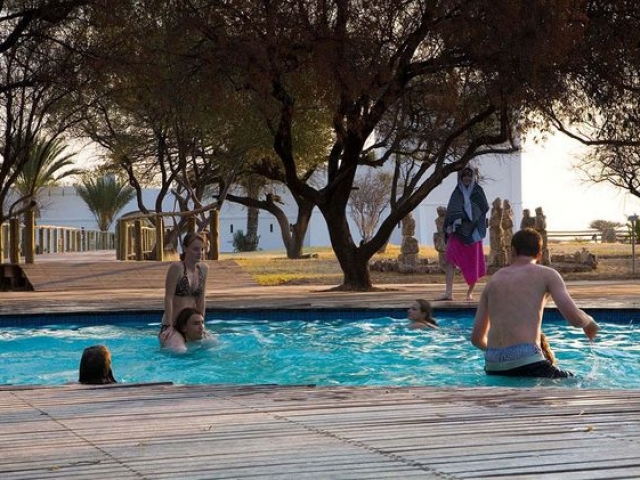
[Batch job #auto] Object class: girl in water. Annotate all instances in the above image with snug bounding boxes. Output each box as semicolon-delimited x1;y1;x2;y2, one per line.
407;299;438;330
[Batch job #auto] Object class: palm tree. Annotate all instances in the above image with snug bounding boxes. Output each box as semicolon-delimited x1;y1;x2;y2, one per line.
75;175;135;231
13;136;82;215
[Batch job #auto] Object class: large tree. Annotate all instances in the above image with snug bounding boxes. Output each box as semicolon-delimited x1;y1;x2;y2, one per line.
538;2;640;199
0;0;87;224
183;0;587;290
72;5;216;218
68;0;334;258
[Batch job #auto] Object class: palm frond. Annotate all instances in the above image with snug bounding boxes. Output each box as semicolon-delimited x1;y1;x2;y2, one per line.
13;136;81;198
75;175;135;231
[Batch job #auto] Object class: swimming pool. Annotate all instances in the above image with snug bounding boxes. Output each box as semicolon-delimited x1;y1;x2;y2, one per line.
1;309;639;389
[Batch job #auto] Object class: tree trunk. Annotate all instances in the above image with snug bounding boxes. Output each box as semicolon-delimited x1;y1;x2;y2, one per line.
321;179;410;290
270;201;312;259
225;191;314;258
245;205;260;250
285;200;313;259
335;245;373;290
377;236;390;254
322;207;374;290
286;227;305;258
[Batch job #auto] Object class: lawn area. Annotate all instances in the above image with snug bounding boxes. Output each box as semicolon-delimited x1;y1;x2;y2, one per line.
223;241;639;286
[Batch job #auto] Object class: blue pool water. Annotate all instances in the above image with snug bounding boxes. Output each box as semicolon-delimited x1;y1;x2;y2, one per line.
1;309;639;389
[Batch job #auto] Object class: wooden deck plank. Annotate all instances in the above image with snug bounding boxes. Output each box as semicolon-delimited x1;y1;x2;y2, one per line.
2;384;640;479
18;260;257;292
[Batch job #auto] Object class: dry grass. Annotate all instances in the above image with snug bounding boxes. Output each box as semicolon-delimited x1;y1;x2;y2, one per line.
229;248;344;286
223;241;640;286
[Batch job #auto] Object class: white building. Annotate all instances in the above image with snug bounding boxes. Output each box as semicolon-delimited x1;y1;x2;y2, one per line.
35;153;523;253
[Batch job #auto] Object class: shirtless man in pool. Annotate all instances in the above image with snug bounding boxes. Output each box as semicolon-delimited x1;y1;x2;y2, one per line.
471;228;599;378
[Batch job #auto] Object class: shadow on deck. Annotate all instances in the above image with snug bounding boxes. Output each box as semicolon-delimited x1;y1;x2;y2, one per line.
13;257;257;292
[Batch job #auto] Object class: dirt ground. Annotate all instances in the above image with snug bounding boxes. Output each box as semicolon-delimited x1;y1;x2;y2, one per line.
371;242;640;285
233;241;640;286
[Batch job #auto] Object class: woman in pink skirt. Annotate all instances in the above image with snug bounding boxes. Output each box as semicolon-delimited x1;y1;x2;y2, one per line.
437;166;489;301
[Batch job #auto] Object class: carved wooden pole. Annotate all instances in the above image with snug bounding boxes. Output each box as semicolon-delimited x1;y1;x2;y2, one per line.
134;219;143;261
0;222;5;262
155;215;164;261
208;210;219;260
24;210;35;264
117;219;130;260
9;218;20;264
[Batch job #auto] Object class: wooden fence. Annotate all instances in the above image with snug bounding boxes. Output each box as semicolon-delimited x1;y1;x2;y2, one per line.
115;209;220;262
0;201;221;265
1;212;114;265
547;228;630;242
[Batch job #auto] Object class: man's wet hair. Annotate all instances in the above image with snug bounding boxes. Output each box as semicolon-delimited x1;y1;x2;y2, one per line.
511;228;542;257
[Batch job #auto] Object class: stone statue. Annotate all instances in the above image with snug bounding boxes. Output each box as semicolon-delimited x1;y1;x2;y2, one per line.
397;212;420;271
502;199;514;252
402;213;416;237
433;206;447;267
488;197;506;267
535;206;547;232
520;209;536;229
535;206;550;265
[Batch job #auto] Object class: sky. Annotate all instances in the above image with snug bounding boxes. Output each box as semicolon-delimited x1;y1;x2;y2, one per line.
520;133;640;232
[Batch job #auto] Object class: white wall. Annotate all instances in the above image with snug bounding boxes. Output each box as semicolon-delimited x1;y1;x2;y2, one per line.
36;187;95;229
34;152;522;252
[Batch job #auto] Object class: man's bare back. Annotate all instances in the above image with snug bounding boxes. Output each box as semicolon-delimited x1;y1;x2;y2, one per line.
475;259;590;349
471;228;598;377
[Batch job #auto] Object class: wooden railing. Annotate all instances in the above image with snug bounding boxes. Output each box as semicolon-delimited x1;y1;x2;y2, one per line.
0;204;221;264
115;209;220;262
547;228;630;242
1;213;115;264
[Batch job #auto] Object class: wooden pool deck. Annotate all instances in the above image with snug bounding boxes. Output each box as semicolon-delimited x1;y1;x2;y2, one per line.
2;251;640;478
3;383;640;479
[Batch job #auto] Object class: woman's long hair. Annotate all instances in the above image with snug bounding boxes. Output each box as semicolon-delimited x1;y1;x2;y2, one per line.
79;345;117;384
540;333;556;365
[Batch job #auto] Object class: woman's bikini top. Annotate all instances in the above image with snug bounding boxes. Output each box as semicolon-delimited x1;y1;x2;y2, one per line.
175;263;204;297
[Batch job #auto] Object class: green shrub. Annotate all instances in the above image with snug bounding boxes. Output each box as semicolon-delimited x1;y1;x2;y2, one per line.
232;229;259;252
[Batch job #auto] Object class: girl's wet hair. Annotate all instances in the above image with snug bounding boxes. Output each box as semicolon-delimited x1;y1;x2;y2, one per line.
415;299;438;326
175;307;203;340
78;345;117;384
540;333;556;365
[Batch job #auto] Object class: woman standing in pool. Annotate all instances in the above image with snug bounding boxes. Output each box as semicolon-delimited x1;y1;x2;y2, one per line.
159;232;209;346
437;166;489;301
407;299;438;329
